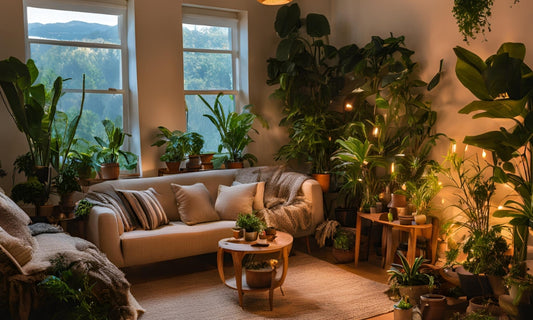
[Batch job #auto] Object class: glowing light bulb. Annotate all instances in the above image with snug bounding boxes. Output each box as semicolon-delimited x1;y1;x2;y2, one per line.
452;143;457;153
391;163;395;173
373;127;379;137
498;205;503;210
482;149;487;158
344;103;353;111
465;145;469;152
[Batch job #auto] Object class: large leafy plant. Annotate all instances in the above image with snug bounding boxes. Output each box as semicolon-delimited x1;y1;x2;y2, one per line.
151;126;189;162
200;93;260;166
92;119;137;170
453;42;533;276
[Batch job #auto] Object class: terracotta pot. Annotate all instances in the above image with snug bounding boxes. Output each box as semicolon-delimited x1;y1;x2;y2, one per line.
414;213;427;225
420;294;447;320
332;248;354;264
244;231;258;241
393;306;412;320
165;161;181;173
389;193;407;208
200;153;214;164
398;285;432;306
232;227;243;239
187;155;201;169
312;173;331;193
245;268;276;288
100;163;120;180
37;204;56;217
60;192;76;215
227;161;244;169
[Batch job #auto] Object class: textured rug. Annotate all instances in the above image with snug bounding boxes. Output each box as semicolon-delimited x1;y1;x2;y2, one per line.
131;252;393;320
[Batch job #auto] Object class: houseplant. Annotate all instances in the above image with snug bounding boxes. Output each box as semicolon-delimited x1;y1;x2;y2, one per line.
92;119;138;179
236;213;266;241
244;258;278;288
402;171;442;224
332;228;355;263
54;160;82;214
152;126;190;172
387;252;434;306
393;296;413;320
453;43;531;305
200;93;261;167
184;131;204;169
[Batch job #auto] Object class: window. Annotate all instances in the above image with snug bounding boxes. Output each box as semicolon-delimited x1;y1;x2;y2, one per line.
25;0;129;148
182;7;247;153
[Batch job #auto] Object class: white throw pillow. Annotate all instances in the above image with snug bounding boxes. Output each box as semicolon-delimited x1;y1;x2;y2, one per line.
216;183;258;220
232;181;265;210
171;183;219;225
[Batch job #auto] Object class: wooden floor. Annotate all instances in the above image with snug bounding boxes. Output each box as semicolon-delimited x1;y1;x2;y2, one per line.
125;236;394;319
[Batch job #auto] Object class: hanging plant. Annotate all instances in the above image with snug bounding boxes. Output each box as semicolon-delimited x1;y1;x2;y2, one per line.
453;0;519;42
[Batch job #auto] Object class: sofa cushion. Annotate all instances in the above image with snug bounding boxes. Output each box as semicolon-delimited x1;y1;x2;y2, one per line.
171;183;219;225
0;225;33;267
231;181;265;210
216;183;257;220
0;192;35;248
117;188;169;230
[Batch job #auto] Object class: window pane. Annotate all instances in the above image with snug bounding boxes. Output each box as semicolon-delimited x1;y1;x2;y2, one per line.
183;52;233;90
30;43;122;90
27;7;120;45
183;24;230;50
57;92;123;146
186;94;235;153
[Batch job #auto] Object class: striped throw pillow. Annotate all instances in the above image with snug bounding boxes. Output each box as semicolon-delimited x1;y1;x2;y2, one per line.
116;188;169;230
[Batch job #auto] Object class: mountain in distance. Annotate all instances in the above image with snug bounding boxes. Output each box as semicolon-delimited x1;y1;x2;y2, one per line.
28;21;119;43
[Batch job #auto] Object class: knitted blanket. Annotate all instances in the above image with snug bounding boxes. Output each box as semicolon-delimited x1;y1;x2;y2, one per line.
257;168;312;235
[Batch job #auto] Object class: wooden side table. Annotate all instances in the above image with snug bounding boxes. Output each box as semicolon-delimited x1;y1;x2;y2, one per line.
58;216;87;239
217;231;293;310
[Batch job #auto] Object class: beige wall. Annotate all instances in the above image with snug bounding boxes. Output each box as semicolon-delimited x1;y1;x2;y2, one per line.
0;0;332;191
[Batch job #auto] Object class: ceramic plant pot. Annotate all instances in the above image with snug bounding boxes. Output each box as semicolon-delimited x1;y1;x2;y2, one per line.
311;173;331;193
100;162;120;180
244;231;258;241
227;161;244;169
245;268;276;288
165;161;181;173
393;306;412;320
414;213;427;225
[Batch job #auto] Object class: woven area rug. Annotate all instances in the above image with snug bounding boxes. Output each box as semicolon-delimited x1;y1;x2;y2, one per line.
131;252;393;320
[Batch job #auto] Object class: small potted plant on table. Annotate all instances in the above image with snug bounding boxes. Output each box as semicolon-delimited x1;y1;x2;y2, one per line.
244;258;278;288
236;213;265;241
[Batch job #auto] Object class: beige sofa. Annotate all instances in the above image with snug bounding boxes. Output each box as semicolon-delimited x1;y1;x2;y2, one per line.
86;168;324;268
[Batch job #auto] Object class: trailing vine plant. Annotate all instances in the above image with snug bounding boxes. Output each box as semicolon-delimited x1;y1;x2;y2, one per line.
453;0;520;42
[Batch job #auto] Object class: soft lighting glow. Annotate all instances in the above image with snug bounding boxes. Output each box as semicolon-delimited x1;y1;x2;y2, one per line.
344;102;353;112
465;145;469;152
257;0;293;5
373;127;379;137
441;198;445;204
391;163;395;173
452;143;457;153
498;205;503;210
401;183;406;191
438;181;442;186
482;149;487;158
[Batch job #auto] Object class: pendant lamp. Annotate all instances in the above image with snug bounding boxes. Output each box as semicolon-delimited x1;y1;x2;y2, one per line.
257;0;293;5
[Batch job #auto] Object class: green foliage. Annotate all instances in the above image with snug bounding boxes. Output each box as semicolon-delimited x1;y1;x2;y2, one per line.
38;254;110;320
92;119;138;170
74;199;94;218
54;160;81;196
200;93;261;166
13;153;36;178
401;172;441;215
11;177;47;206
152;126;189;163
395;296;413;310
387;252;434;287
462;227;510;276
333;229;354;250
454;42;533;273
186;132;204;155
236;213;265;232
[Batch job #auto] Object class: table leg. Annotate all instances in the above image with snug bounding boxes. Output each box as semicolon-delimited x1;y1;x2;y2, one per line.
231;251;246;308
217;247;225;283
382;225;394;268
354;212;362;267
407;229;417;265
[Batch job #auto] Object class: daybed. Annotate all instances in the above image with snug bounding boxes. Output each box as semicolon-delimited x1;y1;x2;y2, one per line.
86;166;324;268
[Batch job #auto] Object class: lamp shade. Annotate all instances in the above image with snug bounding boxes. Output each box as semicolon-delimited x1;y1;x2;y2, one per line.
257;0;293;5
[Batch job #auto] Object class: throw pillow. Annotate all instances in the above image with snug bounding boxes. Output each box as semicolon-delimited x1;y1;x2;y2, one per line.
0;192;36;248
232;181;265;210
170;183;219;225
216;183;257;220
116;188;169;230
0;225;33;267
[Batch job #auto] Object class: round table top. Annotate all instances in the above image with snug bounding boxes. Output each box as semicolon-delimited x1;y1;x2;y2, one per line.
218;231;293;254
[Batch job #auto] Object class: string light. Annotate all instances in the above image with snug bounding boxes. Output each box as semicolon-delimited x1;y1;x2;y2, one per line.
482;149;487;158
452;143;457;153
373;127;379;137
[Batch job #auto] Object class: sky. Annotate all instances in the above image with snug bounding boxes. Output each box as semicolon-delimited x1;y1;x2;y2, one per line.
27;7;117;26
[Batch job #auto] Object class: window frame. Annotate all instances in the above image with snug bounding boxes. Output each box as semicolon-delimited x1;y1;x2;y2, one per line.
182;6;245;114
23;0;131;134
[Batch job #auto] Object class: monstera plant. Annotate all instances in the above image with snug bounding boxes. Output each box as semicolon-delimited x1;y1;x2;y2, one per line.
454;42;533;281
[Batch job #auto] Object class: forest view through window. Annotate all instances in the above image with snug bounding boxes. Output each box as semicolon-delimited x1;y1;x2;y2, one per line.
26;4;128;152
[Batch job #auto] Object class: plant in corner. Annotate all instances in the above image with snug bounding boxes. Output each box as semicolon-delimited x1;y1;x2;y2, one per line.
453;42;532;306
200;93;263;168
91;119;138;180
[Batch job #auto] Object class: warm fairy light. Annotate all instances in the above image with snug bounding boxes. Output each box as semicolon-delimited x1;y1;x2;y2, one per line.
328;136;332;141
452;143;457;153
401;183;406;191
358;178;363;182
391;163;395;173
373;127;379;137
441;198;445;204
344;103;353;111
482;149;487;158
498;205;503;210
438;181;442;186
465;145;469;152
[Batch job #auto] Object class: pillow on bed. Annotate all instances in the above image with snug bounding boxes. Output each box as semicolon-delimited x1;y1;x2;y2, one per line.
216;183;258;220
171;183;219;225
116;188;169;230
0;192;36;248
0;225;33;268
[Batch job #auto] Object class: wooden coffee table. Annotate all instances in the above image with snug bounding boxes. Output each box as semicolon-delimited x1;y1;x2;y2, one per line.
217;231;293;310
